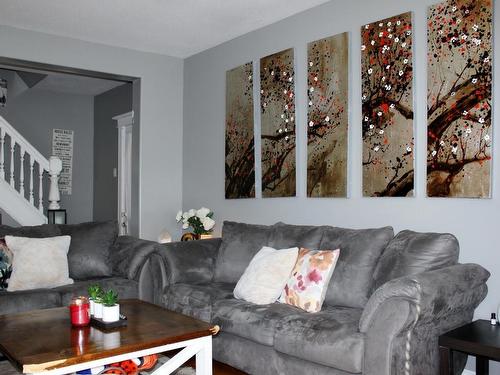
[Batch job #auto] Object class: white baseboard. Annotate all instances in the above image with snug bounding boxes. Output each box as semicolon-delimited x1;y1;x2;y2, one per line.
463;370;475;375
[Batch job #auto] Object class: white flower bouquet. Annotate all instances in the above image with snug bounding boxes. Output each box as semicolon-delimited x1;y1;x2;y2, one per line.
176;207;215;235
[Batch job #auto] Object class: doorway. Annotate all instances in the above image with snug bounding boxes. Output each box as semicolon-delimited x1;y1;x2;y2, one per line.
0;56;140;234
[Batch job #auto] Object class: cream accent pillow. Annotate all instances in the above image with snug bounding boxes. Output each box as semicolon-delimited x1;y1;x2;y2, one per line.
6;235;73;292
234;246;299;305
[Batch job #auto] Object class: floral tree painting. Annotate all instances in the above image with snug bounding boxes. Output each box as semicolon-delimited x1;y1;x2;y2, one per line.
427;0;492;198
361;12;414;197
260;48;296;197
225;62;255;199
307;33;349;197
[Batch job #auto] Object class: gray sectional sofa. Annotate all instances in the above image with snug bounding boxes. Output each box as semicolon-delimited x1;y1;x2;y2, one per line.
0;221;160;315
154;221;489;375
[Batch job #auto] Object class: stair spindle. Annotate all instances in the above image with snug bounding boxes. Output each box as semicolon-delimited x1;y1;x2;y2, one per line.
0;128;4;179
38;164;44;212
29;158;34;204
19;148;25;197
9;142;15;188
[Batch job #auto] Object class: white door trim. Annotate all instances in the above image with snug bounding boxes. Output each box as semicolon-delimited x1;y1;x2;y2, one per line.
113;111;134;235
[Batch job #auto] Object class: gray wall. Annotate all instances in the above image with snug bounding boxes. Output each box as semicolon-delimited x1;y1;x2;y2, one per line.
0;25;184;240
0;85;94;224
183;1;499;370
93;83;133;222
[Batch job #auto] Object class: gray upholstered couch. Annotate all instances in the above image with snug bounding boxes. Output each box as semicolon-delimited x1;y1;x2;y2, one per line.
153;221;489;375
0;221;160;316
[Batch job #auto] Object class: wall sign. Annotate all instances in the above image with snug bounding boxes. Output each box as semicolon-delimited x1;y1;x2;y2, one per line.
0;79;6;107
52;129;74;195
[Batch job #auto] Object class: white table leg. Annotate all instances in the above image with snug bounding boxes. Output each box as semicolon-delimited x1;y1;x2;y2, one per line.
195;336;212;375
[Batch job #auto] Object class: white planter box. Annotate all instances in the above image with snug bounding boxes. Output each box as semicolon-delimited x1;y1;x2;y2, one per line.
89;299;95;316
93;302;103;319
102;304;120;322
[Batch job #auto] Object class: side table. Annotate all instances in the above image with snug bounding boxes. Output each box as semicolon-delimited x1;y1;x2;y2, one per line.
439;320;500;375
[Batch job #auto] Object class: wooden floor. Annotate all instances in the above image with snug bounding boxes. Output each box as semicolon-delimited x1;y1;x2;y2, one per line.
185;357;247;374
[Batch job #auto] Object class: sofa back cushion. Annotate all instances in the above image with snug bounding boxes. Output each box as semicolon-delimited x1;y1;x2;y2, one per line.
59;221;118;280
268;222;324;249
214;221;274;283
320;226;394;308
372;230;459;290
0;224;61;238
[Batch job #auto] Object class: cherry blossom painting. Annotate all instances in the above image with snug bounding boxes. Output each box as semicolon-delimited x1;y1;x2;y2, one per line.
307;33;349;197
225;62;255;199
361;12;414;197
427;0;492;198
260;48;296;198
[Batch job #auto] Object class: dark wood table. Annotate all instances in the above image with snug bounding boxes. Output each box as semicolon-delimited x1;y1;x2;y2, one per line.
439;320;500;375
0;299;218;375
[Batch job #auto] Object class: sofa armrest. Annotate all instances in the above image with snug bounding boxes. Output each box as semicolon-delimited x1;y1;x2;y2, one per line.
359;263;489;375
156;238;222;285
110;236;160;280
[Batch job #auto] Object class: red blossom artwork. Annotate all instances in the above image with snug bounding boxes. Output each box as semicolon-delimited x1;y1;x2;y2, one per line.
225;62;255;199
307;33;349;197
260;48;296;197
361;12;414;197
427;0;492;197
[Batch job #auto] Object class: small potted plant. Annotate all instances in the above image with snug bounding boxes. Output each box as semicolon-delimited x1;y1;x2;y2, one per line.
87;284;103;317
101;289;120;323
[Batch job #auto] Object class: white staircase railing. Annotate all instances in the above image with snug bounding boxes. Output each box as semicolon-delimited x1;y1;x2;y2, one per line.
0;115;61;223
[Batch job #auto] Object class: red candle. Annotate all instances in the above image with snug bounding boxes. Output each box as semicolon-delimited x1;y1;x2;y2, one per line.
69;296;90;326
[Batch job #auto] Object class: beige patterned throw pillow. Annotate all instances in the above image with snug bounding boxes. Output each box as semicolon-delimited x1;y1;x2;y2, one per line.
234;246;299;305
279;247;340;313
6;235;73;292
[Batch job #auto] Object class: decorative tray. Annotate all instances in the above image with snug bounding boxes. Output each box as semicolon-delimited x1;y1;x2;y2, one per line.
90;316;127;330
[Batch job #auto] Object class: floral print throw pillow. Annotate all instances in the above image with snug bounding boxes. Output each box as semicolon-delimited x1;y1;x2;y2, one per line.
0;238;13;290
279;247;340;313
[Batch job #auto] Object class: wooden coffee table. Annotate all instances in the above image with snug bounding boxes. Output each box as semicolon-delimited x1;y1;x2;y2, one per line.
0;299;218;375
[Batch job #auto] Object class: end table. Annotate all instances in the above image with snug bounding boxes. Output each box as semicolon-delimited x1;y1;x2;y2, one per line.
439;320;500;375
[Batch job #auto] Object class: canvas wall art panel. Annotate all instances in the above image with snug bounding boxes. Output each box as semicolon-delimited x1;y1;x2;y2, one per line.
427;0;492;198
307;33;349;198
260;48;296;198
225;62;255;199
361;12;415;197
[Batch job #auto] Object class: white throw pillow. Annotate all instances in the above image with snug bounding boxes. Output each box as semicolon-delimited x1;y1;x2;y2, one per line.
234;246;299;305
6;235;73;292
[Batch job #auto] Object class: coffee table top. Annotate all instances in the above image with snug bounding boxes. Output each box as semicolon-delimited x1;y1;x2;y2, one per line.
0;299;217;373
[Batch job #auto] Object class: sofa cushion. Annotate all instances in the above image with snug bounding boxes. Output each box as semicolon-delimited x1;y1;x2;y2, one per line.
234;246;299;305
0;224;61;238
59;221;118;280
279;248;340;313
164;282;235;322
274;306;364;373
53;277;139;305
6;235;73;292
214;222;275;283
373;230;459;290
320;226;394;308
268;223;325;249
0;288;61;315
212;299;302;346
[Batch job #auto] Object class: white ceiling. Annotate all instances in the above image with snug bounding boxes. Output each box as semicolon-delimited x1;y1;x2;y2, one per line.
0;0;331;58
33;72;125;96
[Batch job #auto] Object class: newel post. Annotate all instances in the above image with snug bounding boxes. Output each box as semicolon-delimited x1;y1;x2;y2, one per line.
48;156;62;210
